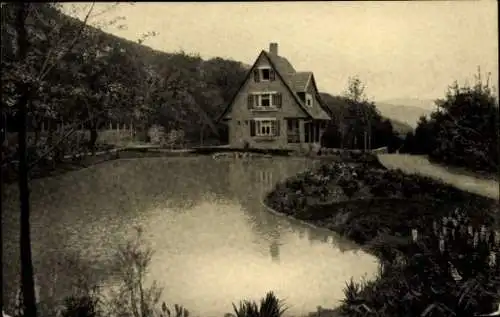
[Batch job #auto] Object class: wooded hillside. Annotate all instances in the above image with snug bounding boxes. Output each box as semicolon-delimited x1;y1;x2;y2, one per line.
1;3;248;146
1;3;407;155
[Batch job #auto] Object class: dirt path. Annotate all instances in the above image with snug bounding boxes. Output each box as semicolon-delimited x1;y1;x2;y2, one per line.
378;154;499;200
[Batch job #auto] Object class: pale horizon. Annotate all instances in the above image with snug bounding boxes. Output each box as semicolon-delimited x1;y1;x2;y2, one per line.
65;1;498;108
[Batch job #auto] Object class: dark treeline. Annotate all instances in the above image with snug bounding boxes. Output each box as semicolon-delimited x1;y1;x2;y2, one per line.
399;70;499;174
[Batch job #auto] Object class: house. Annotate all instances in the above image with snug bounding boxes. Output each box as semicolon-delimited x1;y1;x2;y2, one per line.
218;42;332;151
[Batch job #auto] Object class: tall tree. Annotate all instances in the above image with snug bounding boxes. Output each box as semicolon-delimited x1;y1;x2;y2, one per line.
13;4;37;316
343;76;379;151
4;3;126;315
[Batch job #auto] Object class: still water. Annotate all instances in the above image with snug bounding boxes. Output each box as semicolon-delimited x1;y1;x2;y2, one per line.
2;156;379;316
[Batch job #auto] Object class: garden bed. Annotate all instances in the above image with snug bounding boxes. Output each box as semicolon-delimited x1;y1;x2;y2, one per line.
264;155;499;316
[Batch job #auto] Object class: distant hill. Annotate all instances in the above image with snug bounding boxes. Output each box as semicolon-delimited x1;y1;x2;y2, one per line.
319;93;414;136
389;119;414;136
375;99;436;128
375;102;435;128
379;98;436;109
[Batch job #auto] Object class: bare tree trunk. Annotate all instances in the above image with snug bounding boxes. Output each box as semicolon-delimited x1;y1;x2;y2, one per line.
15;4;38;316
200;126;204;146
89;124;98;155
363;131;367;152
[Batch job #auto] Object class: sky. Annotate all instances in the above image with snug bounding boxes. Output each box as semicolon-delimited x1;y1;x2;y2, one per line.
66;1;498;106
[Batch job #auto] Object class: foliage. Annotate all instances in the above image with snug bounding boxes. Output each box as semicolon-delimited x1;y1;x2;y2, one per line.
401;69;499;174
320;80;403;152
147;125;166;145
106;226;167;317
339;216;500;317
232;292;287;317
163;129;185;149
60;290;101;317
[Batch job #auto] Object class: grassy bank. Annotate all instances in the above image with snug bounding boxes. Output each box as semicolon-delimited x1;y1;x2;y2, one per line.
264;154;499;316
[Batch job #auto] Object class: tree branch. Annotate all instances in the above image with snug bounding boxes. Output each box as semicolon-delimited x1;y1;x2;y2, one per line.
38;2;95;81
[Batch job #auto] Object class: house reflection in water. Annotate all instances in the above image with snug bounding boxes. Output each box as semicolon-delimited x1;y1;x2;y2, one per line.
269;240;280;262
224;158;355;264
227;160;289;263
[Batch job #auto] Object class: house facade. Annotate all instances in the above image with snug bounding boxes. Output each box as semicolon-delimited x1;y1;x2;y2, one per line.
218;43;332;151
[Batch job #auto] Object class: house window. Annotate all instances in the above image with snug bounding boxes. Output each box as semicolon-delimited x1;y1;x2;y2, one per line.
257;120;273;136
261;68;270;81
261;94;271;107
254;67;275;82
250;118;280;137
248;92;282;109
306;94;313;107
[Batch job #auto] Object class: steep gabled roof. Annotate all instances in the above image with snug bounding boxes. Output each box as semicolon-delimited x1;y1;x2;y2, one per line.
217;49;332;122
291;72;312;91
266;53;296;77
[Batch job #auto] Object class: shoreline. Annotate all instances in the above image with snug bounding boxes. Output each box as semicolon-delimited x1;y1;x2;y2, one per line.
1;146;202;184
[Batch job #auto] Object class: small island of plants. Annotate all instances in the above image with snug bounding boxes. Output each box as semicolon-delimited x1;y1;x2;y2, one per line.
264;153;499;316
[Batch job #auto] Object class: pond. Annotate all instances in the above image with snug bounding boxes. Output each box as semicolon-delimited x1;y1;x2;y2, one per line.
2;156;379;316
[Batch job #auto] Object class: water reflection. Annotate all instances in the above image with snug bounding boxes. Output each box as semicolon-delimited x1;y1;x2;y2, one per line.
2;157;378;316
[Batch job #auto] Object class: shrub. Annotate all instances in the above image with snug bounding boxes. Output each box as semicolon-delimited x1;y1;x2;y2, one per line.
148;125;166;145
338;178;360;199
232;291;287;317
106;226;189;317
60;292;101;317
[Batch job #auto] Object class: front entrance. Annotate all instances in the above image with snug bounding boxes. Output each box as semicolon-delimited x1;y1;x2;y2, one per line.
305;119;327;144
286;119;328;150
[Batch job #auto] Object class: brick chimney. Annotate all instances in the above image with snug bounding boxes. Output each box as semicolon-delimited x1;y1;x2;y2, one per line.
269;42;278;55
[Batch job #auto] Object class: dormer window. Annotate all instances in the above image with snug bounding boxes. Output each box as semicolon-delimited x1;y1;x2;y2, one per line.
306;93;313;107
261;68;270;81
254;67;275;82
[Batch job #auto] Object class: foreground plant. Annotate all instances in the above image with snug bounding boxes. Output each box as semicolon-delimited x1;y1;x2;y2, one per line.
105;226;189;317
232;292;287;317
339;217;500;317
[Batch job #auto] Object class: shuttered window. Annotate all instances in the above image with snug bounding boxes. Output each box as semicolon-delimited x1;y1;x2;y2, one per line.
274;120;280;136
251;119;281;137
250;120;256;136
269;69;276;81
255;67;276;82
248;92;282;109
253;69;260;82
272;93;282;108
247;94;254;109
